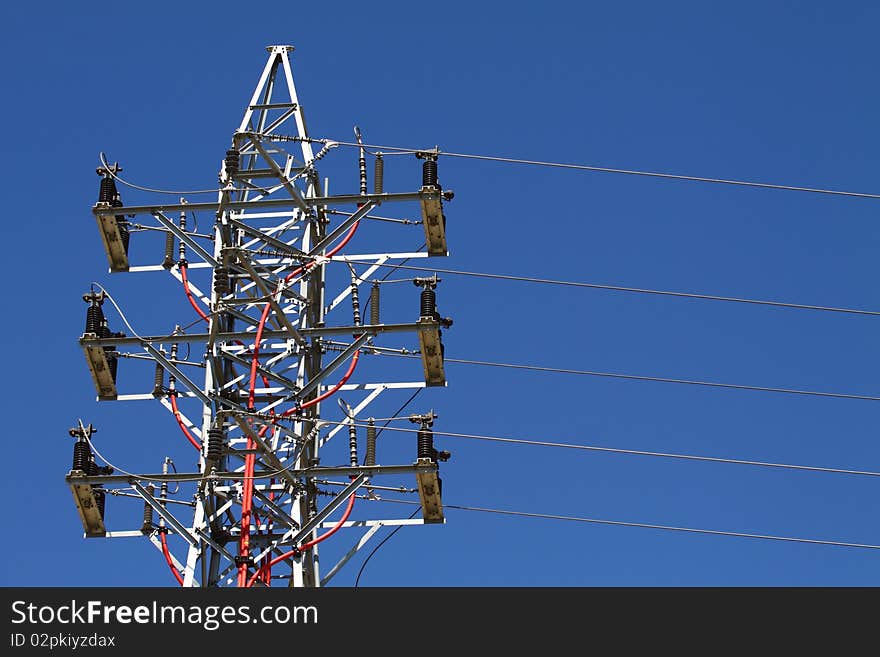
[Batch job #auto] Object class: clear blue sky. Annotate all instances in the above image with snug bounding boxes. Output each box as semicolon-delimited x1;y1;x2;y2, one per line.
2;1;877;586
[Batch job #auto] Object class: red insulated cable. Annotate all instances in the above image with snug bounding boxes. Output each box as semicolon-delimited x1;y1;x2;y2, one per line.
237;419;276;586
160;532;184;586
238;346;361;584
245;220;362;407
237;378;277;585
237;438;258;587
169;392;202;451
282;349;361;417
238;354;360;587
240;219;362;586
179;264;210;322
247;491;356;588
247;303;273;410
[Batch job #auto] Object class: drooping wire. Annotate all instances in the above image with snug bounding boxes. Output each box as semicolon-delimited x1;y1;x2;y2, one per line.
354;508;420;588
99;152;222;195
328;259;880;317
376;499;880;551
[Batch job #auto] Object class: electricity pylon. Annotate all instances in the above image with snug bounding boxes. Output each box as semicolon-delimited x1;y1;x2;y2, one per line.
68;45;454;587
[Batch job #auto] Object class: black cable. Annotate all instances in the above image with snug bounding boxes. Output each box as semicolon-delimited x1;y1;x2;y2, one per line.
354;508;420;587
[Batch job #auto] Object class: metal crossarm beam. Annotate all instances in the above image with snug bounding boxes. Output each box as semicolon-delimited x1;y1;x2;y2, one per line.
79;321;437;347
63;463;435;486
91;192;423;218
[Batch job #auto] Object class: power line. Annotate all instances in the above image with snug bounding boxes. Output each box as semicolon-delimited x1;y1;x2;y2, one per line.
367;350;880;402
284;137;880;201
438;151;880;200
329;259;880;317
377;498;880;551
438;356;880;402
320;420;880;479
354;508;420;588
100;152;221;195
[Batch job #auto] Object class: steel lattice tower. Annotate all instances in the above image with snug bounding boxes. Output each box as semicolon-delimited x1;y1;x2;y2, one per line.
68;45;454;587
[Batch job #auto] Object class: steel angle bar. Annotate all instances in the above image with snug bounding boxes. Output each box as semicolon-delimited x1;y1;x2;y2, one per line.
234;252;306;344
80;322;435;348
207;498;235;525
92;192;423;218
320;523;383;586
309;202;376;255
321;518;429;529
131;482;199;547
221;349;301;395
251;488;300;532
66;464;434;486
158;397;202;439
231;416;301;490
103;531;151;538
261;107;300;135
249;136;310;213
153;212;218;267
193;527;238;564
273;474;368;549
142;343;213;406
273;335;370;409
227;217;305;256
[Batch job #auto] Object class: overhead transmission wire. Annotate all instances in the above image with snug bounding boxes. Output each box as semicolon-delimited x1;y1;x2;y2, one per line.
375;499;880;552
354;508;420;588
99;152;222;195
103;136;880;202
328;259;880;318
370;351;880;402
317;419;880;479
279;137;880;200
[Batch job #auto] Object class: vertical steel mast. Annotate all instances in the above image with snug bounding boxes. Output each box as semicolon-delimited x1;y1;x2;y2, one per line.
68;45;455;587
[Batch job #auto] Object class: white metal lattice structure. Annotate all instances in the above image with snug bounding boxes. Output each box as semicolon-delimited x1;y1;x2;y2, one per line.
69;45;454;587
